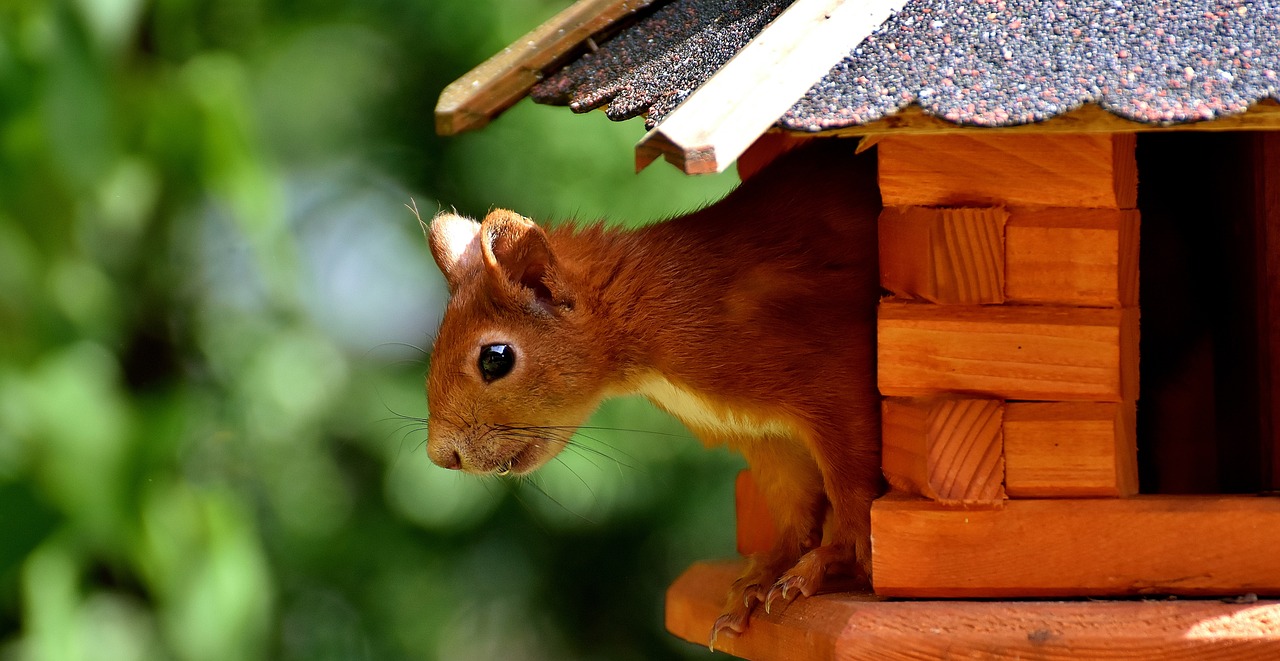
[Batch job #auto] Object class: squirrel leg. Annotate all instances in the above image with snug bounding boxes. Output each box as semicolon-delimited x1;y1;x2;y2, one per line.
710;437;825;645
766;412;881;612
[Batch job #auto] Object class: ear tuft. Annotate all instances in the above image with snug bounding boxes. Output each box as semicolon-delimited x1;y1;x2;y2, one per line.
480;210;563;308
427;211;482;291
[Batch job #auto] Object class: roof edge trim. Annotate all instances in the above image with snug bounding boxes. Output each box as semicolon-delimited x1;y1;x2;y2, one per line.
635;0;910;174
435;0;657;136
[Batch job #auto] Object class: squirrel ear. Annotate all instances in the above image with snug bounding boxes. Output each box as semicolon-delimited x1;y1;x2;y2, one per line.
480;210;564;309
427;211;482;292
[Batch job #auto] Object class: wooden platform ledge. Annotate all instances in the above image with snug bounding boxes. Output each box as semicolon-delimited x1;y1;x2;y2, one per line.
668;561;1280;660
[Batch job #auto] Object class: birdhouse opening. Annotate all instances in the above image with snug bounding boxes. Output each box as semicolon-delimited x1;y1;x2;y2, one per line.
1136;131;1279;496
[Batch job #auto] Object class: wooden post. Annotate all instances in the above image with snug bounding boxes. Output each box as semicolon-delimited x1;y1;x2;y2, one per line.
1255;133;1280;491
881;397;1006;505
735;470;777;556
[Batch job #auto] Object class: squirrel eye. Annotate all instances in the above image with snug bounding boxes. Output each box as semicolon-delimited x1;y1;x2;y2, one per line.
478;344;515;382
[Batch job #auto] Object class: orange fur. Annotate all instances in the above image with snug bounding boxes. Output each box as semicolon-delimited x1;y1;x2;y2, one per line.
426;140;883;639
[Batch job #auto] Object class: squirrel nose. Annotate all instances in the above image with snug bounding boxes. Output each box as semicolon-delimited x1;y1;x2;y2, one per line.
428;443;463;471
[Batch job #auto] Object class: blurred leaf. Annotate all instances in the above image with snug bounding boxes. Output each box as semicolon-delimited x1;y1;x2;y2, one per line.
70;0;144;55
138;481;272;661
43;8;115;191
384;454;502;532
0;482;60;605
21;540;79;661
1;1;744;659
17;343;132;542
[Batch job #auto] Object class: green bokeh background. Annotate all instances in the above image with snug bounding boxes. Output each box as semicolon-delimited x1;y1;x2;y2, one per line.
0;1;746;658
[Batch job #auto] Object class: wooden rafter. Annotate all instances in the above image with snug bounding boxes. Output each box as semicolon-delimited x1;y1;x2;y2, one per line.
434;0;656;136
634;0;909;174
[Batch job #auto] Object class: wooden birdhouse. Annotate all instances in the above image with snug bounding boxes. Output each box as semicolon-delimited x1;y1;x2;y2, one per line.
437;0;1280;657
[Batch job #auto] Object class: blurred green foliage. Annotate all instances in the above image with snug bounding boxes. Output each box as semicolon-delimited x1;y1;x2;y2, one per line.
0;1;745;659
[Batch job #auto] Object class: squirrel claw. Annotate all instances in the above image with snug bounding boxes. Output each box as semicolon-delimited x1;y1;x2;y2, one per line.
709;613;747;650
765;576;806;614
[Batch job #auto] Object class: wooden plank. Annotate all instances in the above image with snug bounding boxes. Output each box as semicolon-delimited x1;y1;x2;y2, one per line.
667;561;876;658
735;470;777;556
634;0;909;174
882;397;1006;505
434;0;656;135
877;301;1139;402
872;494;1280;598
817;100;1280;138
736;132;812;181
1005;208;1140;307
667;560;1280;661
877;133;1137;209
879;207;1008;305
1262;133;1280;490
1004;401;1138;498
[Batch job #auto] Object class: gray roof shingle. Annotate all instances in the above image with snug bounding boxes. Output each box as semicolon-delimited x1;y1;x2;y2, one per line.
530;0;1280;131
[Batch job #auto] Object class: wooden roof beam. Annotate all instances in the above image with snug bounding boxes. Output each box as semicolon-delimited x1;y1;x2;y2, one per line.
435;0;655;136
635;0;910;174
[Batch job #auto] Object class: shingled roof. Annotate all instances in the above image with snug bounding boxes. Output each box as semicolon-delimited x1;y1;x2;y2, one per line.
530;0;1280;131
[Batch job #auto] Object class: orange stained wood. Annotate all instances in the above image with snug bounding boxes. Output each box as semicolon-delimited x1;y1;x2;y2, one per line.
881;397;1006;505
668;560;1280;661
1005;207;1141;307
734;470;777;557
877;300;1139;401
1004;401;1139;497
872;494;1280;598
735;132;813;181
435;0;657;135
877;133;1138;209
878;206;1008;304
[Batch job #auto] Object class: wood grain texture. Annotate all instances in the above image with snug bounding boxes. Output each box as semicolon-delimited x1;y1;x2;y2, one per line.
877;133;1137;209
877;300;1139;401
819;99;1280;137
1256;132;1280;490
667;561;877;659
735;470;777;556
882;397;1005;505
635;0;909;173
872;494;1280;598
1004;401;1138;497
1005;208;1141;307
435;0;656;135
667;560;1280;661
879;207;1008;304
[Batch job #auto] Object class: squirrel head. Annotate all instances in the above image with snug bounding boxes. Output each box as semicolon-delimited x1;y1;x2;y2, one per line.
423;209;607;475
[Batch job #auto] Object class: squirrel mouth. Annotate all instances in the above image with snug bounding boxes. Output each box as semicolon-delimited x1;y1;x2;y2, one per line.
492;443;544;477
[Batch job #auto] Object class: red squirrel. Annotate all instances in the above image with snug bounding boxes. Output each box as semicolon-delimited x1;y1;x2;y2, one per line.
424;139;882;640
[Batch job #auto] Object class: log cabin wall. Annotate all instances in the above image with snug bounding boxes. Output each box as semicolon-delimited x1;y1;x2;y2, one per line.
730;131;1280;600
875;133;1140;504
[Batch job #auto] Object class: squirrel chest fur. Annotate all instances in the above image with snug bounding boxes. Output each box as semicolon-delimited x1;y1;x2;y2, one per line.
424;140;882;640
